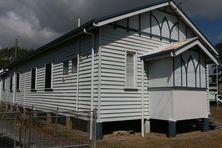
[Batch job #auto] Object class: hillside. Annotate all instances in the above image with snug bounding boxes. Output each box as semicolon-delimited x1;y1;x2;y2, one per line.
0;47;33;69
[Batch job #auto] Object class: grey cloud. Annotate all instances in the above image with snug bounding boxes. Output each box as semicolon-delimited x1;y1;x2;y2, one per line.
0;10;58;49
181;0;222;19
0;0;154;48
0;0;221;49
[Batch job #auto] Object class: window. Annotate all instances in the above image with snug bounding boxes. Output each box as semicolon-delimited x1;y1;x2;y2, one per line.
31;68;37;90
10;76;13;92
126;51;136;88
45;63;52;90
63;60;69;75
16;73;20;91
2;79;5;91
72;58;77;73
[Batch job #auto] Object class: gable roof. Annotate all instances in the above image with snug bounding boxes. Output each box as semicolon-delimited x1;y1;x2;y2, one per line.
94;0;169;25
141;37;219;65
93;0;218;57
4;0;219;69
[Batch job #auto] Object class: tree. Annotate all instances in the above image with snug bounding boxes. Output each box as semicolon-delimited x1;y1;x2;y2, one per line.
0;47;33;69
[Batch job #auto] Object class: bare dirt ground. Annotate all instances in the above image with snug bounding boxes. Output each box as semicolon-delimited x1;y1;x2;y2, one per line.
97;105;222;148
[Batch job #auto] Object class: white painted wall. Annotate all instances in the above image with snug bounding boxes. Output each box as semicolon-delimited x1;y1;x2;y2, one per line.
150;89;174;121
0;34;99;112
0;6;207;125
148;50;208;121
97;5;195;122
150;89;208;121
148;58;173;87
173;90;208;121
99;25;163;122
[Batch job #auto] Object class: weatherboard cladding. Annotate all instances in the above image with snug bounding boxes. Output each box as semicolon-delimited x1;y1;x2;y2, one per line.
147;47;208;121
97;7;206;122
99;26;152;121
98;25;158;120
0;2;213;123
0;35;98;112
1;5;197;122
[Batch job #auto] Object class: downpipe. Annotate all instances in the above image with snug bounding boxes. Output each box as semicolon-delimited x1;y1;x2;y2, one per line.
83;28;95;140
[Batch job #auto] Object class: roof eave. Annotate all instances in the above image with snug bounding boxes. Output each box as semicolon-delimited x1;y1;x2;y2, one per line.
169;1;219;56
93;1;169;27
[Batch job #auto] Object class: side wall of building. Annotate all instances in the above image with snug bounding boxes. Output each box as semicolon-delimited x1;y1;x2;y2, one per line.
0;32;100;112
0;6;200;123
98;6;196;123
149;50;208;121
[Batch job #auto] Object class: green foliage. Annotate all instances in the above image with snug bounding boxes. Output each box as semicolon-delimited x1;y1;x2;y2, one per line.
0;47;33;69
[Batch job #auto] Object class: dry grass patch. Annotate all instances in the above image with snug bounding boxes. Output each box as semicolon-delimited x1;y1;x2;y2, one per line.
97;105;222;148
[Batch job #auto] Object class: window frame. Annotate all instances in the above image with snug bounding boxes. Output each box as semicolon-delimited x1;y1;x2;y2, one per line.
72;58;78;74
2;78;5;91
16;73;20;92
63;60;69;75
31;68;37;91
44;63;53;91
125;50;137;90
10;75;13;92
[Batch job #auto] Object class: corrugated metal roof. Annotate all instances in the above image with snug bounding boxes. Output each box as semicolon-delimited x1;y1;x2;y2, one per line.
161;37;198;52
141;37;199;60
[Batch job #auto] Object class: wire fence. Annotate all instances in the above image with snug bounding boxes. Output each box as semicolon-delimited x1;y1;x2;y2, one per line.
0;102;97;148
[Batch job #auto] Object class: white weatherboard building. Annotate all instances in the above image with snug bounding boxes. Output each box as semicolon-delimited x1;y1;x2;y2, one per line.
0;0;219;138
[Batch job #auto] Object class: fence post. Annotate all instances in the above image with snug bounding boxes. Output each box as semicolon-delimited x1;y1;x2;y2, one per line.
54;107;59;141
16;103;19;111
66;116;72;129
10;104;13;112
19;114;22;148
14;103;16;111
28;105;34;147
14;112;17;148
6;102;8;111
92;108;97;148
47;113;52;125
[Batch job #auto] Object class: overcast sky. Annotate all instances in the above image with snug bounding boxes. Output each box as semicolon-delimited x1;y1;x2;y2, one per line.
0;0;221;49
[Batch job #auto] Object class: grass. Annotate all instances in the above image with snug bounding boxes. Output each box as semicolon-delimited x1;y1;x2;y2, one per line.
97;105;222;148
